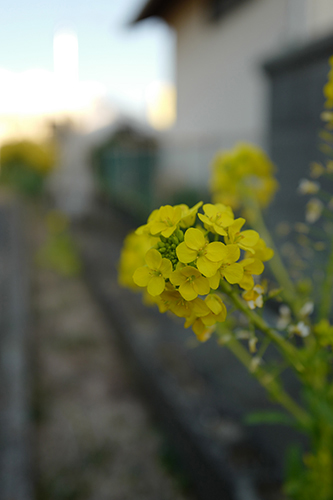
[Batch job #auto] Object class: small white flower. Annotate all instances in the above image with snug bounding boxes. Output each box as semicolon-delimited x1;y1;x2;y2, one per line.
298;179;320;195
277;304;291;330
306;198;323;224
288;321;310;338
299;302;314;317
250;356;261;372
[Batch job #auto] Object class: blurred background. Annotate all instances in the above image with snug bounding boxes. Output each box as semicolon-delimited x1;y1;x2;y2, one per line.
3;1;333;499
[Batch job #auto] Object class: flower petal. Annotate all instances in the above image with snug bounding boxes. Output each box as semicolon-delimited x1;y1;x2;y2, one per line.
223;263;244;284
145;248;162;269
244;258;264;275
206;242;227;262
229;218;245;239
133;266;150;286
193;275;210;296
150;221;167;235
179;282;197;301
176;242;198;263
184;228;206;250
224;244;240;263
205;294;223;315
161;226;177;238
159;258;173;277
197;256;220;277
147;276;165;296
208;272;220;290
239;273;254;290
239;230;260;247
169;269;186;287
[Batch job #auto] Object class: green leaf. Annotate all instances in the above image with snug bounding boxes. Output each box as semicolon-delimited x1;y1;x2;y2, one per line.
244;410;295;426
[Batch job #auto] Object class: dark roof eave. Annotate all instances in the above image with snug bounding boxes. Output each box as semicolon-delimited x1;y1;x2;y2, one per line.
131;0;180;24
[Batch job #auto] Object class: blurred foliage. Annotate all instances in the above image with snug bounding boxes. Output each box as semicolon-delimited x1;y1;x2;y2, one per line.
0;139;56;197
36;210;82;277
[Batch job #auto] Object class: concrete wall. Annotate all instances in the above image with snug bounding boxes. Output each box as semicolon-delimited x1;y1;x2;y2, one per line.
158;0;333;192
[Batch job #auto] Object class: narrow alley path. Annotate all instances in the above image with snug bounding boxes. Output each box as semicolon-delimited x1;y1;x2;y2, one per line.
31;212;194;500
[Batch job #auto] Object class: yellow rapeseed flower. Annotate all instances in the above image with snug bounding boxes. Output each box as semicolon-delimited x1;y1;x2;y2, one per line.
118;231;158;289
198;203;234;235
133;248;172;296
238;258;265;290
210;143;278;210
178;201;203;228
225;218;260;253
170;266;210;301
208;243;243;288
176;227;227;277
148;205;182;238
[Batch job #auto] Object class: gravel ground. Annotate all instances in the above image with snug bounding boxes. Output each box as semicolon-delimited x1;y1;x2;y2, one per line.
31;214;194;500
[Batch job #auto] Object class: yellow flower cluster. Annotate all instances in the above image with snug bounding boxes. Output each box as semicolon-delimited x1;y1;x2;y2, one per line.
210;143;278;210
0;139;56;173
324;56;333;108
119;202;273;342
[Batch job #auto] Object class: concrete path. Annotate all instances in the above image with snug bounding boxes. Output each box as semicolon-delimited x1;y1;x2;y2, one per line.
31;211;194;500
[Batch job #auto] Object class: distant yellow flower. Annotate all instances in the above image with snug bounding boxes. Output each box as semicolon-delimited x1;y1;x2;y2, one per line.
133;249;172;296
210;143;278;210
314;319;333;347
170;266;210;301
324;56;333;108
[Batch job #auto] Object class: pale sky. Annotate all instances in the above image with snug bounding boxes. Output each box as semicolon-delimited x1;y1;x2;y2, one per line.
0;0;174;124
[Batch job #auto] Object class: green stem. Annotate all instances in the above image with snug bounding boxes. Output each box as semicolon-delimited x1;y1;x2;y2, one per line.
319;237;333;320
226;338;311;427
219;280;305;374
245;197;301;315
226;336;312;429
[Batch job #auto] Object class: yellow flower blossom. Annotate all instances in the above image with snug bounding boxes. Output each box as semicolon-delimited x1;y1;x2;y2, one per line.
118;231;158;289
208;244;243;288
149;205;182;237
202;294;227;325
158;287;210;319
242;284;264;310
247;238;274;262
184;294;227;341
198;203;234;236
133;248;172;296
177;201;203;228
136;205;182;238
210;143;278;210
238;258;265;290
176;228;227;277
225;218;260;253
170;266;210;301
186;317;215;342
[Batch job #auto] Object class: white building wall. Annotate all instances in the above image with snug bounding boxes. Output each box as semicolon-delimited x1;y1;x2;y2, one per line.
308;0;333;38
159;0;333;192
